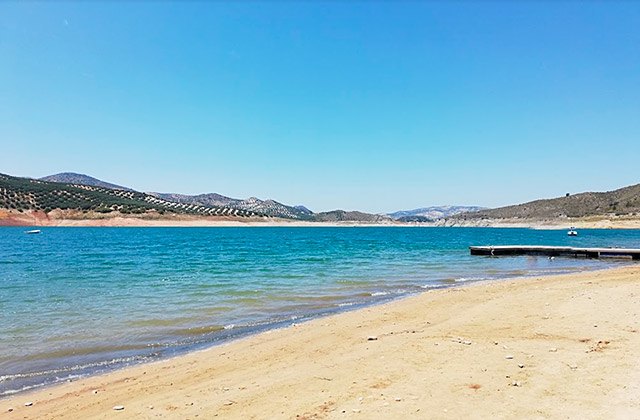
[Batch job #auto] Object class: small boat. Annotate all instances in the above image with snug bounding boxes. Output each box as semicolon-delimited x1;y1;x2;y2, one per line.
25;229;41;234
567;227;578;236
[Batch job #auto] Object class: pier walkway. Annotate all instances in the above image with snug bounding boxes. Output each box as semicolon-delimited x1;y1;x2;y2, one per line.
470;245;640;260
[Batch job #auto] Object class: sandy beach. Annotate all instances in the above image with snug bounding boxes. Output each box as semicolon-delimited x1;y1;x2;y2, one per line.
3;265;640;419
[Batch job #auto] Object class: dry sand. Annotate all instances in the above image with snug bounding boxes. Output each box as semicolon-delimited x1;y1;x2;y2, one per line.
3;266;640;419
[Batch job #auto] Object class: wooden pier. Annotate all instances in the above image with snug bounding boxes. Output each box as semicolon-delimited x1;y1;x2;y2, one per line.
470;245;640;260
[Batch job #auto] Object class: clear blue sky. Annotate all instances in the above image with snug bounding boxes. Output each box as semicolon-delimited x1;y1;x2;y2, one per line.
1;2;639;213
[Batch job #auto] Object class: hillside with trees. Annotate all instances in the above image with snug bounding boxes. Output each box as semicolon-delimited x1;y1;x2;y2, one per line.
0;173;392;223
0;173;258;218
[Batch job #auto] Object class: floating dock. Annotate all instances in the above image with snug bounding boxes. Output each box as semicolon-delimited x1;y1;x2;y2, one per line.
470;245;640;260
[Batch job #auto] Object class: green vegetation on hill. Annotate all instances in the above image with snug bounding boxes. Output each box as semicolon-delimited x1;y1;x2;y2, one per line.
1;172;396;223
0;173;259;218
454;183;640;221
152;192;315;220
40;172;132;191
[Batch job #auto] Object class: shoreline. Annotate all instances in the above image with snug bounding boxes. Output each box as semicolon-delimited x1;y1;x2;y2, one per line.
0;261;619;401
3;265;640;418
4;220;640;229
0;263;617;399
4;209;640;229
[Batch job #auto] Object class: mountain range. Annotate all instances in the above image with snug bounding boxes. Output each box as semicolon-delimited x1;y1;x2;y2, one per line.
5;172;638;226
38;173;313;220
38;173;482;222
2;172;393;222
150;192;314;220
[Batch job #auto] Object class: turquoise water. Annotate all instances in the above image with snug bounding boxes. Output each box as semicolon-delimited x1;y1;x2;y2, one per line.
1;226;639;395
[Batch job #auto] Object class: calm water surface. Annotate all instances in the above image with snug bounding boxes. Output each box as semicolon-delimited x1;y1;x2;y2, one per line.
1;226;639;395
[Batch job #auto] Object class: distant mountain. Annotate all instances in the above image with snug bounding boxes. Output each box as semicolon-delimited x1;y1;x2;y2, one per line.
388;205;486;221
150;192;385;222
40;173;133;191
150;192;236;208
293;205;313;214
395;215;434;223
151;192;314;220
314;210;393;223
452;183;640;221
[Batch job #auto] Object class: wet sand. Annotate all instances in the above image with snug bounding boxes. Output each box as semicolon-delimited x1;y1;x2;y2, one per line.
3;266;640;419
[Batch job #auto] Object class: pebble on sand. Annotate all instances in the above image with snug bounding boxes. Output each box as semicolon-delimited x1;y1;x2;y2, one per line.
113;405;125;411
505;355;514;359
367;336;378;341
518;364;525;368
549;348;558;352
24;402;33;407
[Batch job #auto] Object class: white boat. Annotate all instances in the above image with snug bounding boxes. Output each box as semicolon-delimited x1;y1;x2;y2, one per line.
25;229;41;234
567;227;578;236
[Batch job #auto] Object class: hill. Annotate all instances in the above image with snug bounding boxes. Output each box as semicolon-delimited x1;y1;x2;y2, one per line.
0;173;258;218
40;173;133;191
313;210;392;223
452;183;640;222
388;205;485;221
151;192;314;220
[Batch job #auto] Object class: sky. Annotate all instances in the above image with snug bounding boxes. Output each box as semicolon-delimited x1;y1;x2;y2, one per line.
1;2;639;213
